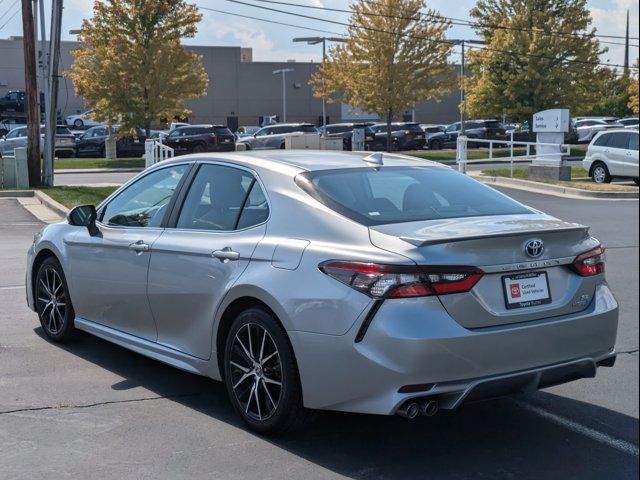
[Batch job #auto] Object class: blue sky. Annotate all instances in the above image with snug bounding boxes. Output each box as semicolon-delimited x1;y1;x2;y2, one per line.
1;0;638;66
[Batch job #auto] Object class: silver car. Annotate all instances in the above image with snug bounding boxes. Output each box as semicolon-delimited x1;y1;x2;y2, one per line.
27;151;618;433
236;123;318;150
0;125;77;158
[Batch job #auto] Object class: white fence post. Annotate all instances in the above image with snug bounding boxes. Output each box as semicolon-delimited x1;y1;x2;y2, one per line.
457;135;468;174
509;130;515;178
145;138;174;168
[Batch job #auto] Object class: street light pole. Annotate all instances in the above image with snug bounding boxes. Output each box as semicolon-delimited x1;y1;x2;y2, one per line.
272;68;294;123
292;36;346;136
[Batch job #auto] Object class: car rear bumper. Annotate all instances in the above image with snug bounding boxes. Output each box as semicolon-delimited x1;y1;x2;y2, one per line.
289;282;618;415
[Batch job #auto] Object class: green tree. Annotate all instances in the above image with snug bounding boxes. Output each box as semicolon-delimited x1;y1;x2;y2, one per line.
586;69;632;118
466;0;604;130
310;0;454;151
68;0;208;135
629;60;639;115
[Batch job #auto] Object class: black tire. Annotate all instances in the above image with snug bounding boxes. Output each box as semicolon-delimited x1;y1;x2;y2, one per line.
591;162;611;184
280;143;286;149
223;307;316;434
99;144;106;158
430;139;442;150
35;257;76;342
192;143;206;153
73;119;84;129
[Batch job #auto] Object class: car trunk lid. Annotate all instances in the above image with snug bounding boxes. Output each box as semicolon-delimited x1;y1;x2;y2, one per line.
369;214;601;328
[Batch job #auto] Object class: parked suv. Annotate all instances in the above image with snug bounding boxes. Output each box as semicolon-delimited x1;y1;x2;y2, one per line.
0;90;45;114
237;123;318;150
163;125;236;155
370;122;426;151
321;123;375;150
428;120;506;150
0;125;76;158
583;129;639;184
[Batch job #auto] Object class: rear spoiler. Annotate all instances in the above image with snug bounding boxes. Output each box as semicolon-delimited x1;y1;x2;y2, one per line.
400;225;589;247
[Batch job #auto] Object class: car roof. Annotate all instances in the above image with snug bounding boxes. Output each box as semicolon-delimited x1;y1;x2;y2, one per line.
152;150;444;176
595;129;637;135
263;123;315;127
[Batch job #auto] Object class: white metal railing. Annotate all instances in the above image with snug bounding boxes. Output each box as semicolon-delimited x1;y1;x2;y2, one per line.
145;138;174;168
456;132;572;177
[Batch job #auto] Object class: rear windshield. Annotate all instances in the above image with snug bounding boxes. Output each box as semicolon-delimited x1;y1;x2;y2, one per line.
209;127;233;135
483;121;503;129
296;167;532;226
299;125;318;133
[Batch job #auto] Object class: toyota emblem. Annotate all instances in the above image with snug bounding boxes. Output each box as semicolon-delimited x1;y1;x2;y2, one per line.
524;239;545;258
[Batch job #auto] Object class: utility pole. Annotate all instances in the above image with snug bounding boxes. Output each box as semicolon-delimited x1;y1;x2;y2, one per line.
44;0;63;187
624;9;630;74
460;40;466;136
21;0;41;187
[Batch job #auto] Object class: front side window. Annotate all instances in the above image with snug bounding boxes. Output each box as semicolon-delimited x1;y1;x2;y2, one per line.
177;164;268;231
100;165;187;228
296;167;532;226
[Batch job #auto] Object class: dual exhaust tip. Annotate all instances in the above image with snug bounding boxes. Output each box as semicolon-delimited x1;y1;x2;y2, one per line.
396;400;438;419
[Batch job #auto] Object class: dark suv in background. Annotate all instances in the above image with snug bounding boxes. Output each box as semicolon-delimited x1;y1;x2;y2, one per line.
321;123;375;150
370;122;426;151
428;120;507;149
163;125;235;155
74;126;148;158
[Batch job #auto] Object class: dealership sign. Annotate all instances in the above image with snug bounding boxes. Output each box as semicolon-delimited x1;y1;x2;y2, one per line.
533;109;570;133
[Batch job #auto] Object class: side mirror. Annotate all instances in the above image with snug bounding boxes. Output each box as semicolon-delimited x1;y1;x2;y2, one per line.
67;204;99;236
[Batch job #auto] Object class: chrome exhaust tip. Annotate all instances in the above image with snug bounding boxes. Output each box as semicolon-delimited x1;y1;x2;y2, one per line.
420;400;439;417
396;402;420;419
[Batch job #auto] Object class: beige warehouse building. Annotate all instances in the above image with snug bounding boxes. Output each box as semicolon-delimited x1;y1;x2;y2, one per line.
1;36;461;129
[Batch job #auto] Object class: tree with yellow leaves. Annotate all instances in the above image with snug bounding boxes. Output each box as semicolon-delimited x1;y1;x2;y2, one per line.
466;0;604;130
310;0;454;151
629;60;639;115
68;0;208;135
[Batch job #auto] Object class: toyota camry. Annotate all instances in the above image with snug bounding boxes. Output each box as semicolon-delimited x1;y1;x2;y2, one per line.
26;150;619;433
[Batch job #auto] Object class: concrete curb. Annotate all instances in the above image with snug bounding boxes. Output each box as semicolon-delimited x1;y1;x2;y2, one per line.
0;190;35;198
55;168;143;174
475;174;639;200
33;190;70;216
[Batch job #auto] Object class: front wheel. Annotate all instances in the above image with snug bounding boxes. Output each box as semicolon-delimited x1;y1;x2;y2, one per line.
223;307;315;434
591;163;611;184
73;119;84;129
35;257;76;342
430;139;442;150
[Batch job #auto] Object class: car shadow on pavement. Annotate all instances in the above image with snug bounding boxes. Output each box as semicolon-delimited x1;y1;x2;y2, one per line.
35;327;639;479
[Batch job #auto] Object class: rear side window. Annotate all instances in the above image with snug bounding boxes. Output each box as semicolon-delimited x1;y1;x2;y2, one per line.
608;132;630;149
296;167;532;226
594;133;611;146
483;121;502;129
628;133;638;151
177;164;268;231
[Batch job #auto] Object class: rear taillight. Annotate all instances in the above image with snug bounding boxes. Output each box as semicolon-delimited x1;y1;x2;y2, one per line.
210;133;218;140
570;246;605;277
319;261;483;299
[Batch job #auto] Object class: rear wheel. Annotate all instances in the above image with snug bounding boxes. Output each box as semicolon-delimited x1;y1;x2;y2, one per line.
35;257;76;342
223;307;315;434
591;162;611;184
430;139;442;150
192;143;206;153
73;119;83;129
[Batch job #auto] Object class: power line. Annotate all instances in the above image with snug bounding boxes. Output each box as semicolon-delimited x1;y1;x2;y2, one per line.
217;0;638;70
0;3;19;32
246;0;640;45
0;0;19;24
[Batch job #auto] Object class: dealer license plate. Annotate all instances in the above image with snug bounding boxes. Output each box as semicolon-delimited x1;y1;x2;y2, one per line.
502;271;551;310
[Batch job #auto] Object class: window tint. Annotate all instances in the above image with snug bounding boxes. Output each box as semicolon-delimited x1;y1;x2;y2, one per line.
212;127;233;135
628;133;638;151
424;127;442;133
327;125;352;134
299;125;318;133
594;133;611;147
177;164;267;231
608;132;630;149
483;121;502;129
296;167;532;226
446;124;460;133
100;165;187;228
56;127;72;135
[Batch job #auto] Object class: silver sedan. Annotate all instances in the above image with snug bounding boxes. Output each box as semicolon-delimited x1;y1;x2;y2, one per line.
26;151;618;433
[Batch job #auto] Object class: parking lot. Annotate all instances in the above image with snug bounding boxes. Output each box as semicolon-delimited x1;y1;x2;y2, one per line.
0;187;638;479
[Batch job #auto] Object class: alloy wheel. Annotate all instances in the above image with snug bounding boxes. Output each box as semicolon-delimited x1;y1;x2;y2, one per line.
229;323;283;421
37;267;67;335
593;166;607;183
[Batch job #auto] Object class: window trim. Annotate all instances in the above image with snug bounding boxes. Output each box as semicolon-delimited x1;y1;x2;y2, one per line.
95;162;195;230
168;160;271;233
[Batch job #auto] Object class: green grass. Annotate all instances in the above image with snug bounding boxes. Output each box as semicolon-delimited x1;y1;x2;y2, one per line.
407;144;587;162
54;158;144;170
39;186;118;208
483;167;589;179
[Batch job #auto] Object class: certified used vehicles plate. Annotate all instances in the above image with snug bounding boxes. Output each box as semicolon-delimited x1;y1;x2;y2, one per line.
502;271;551;310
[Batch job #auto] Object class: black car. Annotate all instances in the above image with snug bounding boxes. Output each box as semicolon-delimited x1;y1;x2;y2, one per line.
428;120;507;150
510;121;579;144
163;125;235;155
321;123;375;150
74;126;147;158
370;122;426;151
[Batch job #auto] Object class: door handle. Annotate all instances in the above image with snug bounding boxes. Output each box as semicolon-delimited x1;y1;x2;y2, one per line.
129;240;150;253
212;248;240;262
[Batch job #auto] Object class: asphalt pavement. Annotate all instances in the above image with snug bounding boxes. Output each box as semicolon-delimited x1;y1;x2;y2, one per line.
0;189;638;479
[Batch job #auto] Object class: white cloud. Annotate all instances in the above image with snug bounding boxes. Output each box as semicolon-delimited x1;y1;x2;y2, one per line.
590;0;639;66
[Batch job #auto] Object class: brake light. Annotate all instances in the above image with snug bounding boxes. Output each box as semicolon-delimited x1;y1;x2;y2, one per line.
319;261;483;299
570;246;605;277
210;133;218;139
